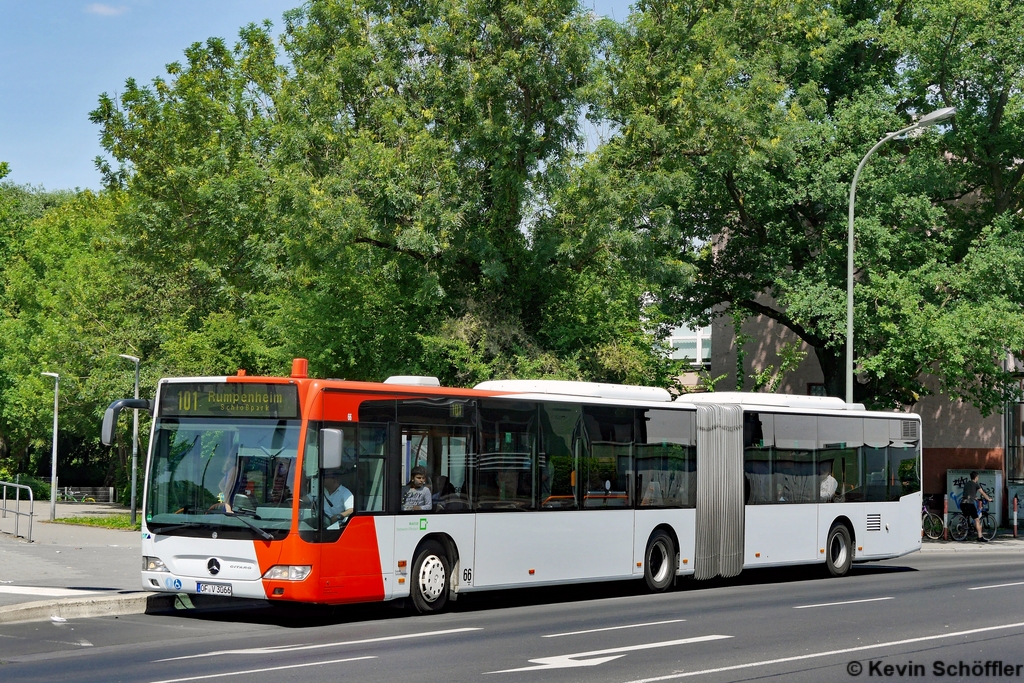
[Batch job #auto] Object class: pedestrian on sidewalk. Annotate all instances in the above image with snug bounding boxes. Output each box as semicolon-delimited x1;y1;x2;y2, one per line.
961;471;993;542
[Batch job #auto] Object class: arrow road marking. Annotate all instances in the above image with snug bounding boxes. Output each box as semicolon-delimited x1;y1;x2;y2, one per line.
484;634;732;673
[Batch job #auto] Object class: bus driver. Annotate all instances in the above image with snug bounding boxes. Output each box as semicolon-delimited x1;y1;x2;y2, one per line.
321;469;354;526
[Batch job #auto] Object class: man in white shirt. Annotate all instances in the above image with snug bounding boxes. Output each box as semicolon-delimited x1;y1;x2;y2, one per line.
322;470;354;526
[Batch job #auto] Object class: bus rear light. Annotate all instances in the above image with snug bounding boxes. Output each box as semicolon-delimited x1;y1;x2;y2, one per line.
143;556;169;572
262;565;312;581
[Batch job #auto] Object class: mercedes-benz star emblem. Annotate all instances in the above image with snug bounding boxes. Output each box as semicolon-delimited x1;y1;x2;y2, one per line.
207;558;221;576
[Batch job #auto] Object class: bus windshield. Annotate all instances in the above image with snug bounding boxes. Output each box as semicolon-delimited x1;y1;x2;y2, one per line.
146;418;301;540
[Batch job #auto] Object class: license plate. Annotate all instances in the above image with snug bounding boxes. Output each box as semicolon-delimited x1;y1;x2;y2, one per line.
196;582;232;596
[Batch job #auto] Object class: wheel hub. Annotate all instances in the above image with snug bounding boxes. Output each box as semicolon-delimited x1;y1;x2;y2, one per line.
651;542;670;583
418;555;446;603
830;535;848;567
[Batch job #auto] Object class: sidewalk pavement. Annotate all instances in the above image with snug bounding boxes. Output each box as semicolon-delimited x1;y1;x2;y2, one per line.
0;501;165;624
3;503;1024;624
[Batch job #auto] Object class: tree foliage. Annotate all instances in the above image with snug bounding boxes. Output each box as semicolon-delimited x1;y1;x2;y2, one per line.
591;0;1024;411
2;0;1024;489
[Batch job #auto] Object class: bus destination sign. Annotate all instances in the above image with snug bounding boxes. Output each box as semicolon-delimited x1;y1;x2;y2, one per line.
160;382;299;419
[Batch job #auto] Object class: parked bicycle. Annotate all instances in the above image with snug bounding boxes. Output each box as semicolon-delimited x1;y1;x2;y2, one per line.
922;505;944;540
949;499;996;541
57;487;95;503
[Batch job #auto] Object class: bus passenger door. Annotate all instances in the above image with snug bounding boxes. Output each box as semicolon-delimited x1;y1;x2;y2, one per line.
313;422;393;603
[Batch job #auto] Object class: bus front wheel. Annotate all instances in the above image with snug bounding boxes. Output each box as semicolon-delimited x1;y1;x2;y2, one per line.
825;524;852;577
644;530;677;592
410;541;450;614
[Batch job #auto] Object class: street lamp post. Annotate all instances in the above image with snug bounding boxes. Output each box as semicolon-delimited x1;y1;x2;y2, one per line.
846;106;956;404
41;372;59;521
119;354;141;526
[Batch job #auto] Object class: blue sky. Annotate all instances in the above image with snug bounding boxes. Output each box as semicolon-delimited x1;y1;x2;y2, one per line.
1;0;633;191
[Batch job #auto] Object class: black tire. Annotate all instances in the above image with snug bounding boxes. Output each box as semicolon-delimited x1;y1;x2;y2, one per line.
922;512;944;541
825;524;852;577
982;515;997;541
410;541;450;614
950;514;969;542
644;530;677;592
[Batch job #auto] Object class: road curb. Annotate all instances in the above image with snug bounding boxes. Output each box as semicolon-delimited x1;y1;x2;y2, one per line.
0;592;183;625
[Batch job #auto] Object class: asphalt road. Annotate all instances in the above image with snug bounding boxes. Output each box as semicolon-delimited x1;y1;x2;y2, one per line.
2;550;1023;683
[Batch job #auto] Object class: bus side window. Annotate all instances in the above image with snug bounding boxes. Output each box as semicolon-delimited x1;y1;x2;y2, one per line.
889;443;920;499
773;414;816;503
743;413;773;504
582;406;633;508
538;403;577;510
477;400;537;510
863;418;890;502
358;424;387;512
635;408;694;508
299;424;322;533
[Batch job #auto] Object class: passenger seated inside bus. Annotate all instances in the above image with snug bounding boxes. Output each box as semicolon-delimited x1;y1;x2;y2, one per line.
402;466;432;511
430;475;469;511
819;462;838;502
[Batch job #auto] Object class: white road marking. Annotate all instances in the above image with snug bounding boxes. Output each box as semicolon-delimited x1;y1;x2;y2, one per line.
485;635;732;673
969;581;1024;591
623;620;1024;682
44;639;94;647
793;596;894;609
154;627;483;662
148;655;376;683
544;619;685;638
0;586;100;597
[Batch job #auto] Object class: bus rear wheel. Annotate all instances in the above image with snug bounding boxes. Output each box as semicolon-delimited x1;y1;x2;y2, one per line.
410;541;450;614
825;524;852;577
644;530;676;592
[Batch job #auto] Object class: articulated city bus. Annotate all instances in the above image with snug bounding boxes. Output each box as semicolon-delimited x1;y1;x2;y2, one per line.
101;359;922;613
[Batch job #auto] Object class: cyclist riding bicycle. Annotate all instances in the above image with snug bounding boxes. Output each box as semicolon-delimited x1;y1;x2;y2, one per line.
960;471;993;543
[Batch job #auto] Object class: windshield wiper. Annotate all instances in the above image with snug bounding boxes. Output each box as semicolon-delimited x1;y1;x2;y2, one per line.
220;511;274;540
148;521;203;535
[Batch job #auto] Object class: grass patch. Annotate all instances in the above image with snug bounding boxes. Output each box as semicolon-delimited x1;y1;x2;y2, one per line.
52;514;140;531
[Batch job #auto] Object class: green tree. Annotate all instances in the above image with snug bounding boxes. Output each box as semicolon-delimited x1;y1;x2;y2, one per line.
590;0;1024;411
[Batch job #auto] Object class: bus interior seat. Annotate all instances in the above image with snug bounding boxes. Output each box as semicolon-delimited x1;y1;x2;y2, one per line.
640;480;664;506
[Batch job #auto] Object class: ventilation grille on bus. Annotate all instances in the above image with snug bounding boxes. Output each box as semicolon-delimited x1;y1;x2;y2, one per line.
866;514;882;532
901;420;918;439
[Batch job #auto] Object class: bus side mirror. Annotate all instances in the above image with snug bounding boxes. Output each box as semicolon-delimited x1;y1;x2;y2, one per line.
101;398;153;446
321;428;343;469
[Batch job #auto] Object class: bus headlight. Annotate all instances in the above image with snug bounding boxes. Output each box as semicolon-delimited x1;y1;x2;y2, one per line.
262;565;312;581
143;556;169;572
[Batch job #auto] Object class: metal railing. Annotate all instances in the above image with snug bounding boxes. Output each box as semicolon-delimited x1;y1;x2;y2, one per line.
0;481;34;542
